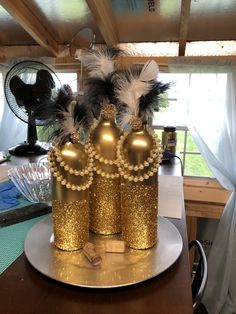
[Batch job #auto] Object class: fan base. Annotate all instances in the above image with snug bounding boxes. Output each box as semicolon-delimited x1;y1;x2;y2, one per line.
9;142;49;156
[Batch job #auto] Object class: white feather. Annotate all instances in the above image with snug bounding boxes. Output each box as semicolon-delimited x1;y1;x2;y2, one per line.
115;61;158;127
139;60;159;82
78;49;115;79
116;67;153;114
56;101;82;142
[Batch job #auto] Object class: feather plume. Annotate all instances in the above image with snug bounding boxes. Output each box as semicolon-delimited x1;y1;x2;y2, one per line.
79;46;121;79
73;100;93;133
139;60;159;82
115;61;159;126
80;46;122;117
84;74;117;118
55;101;80;143
50;99;93;144
139;81;171;118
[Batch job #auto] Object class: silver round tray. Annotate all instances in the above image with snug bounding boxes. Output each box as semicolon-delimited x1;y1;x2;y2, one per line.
24;215;183;288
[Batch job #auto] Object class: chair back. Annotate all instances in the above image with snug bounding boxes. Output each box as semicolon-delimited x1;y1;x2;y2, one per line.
189;240;208;311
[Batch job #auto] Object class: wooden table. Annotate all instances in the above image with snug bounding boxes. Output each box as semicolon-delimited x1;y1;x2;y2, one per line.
0;154;193;314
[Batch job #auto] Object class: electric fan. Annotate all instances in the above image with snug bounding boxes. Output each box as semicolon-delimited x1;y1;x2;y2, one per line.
4;60;62;156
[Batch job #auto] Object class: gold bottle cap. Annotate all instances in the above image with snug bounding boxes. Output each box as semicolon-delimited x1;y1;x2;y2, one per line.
130;116;142;130
101;104;117;120
70;131;80;143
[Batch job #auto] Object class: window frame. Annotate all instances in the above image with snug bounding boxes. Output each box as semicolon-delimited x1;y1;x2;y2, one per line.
151;124;206;177
149;69;216;178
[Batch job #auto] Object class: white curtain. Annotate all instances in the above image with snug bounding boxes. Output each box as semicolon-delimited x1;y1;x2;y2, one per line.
0;57;56;151
169;62;236;314
0;66;27;151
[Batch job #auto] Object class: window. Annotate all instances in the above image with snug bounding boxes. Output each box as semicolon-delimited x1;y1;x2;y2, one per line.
0;73;3;123
152;72;218;177
55;72;78;93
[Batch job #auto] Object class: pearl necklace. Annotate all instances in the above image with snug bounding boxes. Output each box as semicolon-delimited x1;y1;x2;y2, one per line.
117;129;163;182
91;145;120;179
89;118;120;180
52;144;94;176
93;166;120;179
90;146;118;165
48;146;93;191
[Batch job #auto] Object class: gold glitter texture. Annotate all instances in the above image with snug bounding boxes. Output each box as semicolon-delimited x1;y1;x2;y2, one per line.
89;115;121;235
90;175;121;234
121;178;158;249
52;199;89;251
100;104;117;120
130;116;142;130
120;127;159;249
70;131;80;144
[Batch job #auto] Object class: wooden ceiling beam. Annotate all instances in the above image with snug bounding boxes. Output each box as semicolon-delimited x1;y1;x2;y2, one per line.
2;47;236;68
86;0;119;46
117;55;236;68
0;44;71;61
0;0;59;57
0;45;81;68
178;0;191;56
0;45;53;60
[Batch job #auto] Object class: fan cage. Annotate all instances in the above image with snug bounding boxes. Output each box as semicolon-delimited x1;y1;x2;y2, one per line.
4;60;61;126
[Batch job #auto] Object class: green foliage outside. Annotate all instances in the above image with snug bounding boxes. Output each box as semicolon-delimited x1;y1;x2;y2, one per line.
181;131;213;177
37;125;55;142
155;129;213;177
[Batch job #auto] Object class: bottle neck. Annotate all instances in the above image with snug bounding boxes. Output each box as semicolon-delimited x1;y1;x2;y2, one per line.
100;116;116;125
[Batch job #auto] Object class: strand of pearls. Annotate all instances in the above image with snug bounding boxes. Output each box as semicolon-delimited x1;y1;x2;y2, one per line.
93;165;120;179
89;119;120;179
90;145;120;179
47;147;93;191
90;146;118;165
117;129;163;182
52;143;94;176
117;130;162;171
118;159;160;182
51;165;93;191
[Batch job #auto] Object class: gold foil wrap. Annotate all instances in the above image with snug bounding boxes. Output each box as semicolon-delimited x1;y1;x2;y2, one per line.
52;199;89;251
51;142;90;250
90;117;121;234
121;128;158;249
90;174;121;234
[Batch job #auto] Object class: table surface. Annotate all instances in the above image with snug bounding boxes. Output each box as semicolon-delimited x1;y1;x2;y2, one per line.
0;153;193;314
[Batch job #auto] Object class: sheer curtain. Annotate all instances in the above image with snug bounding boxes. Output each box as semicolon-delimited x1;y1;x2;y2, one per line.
169;62;236;314
0;58;56;151
0;66;26;151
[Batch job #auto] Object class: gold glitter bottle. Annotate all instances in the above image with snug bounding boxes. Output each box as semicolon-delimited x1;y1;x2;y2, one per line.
118;121;162;250
49;140;93;251
89;104;121;235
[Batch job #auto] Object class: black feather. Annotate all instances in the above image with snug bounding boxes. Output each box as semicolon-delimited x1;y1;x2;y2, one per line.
32;84;73;122
73;100;93;133
139;81;171;117
84;73;117;118
81;46;123;118
47;99;93;144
